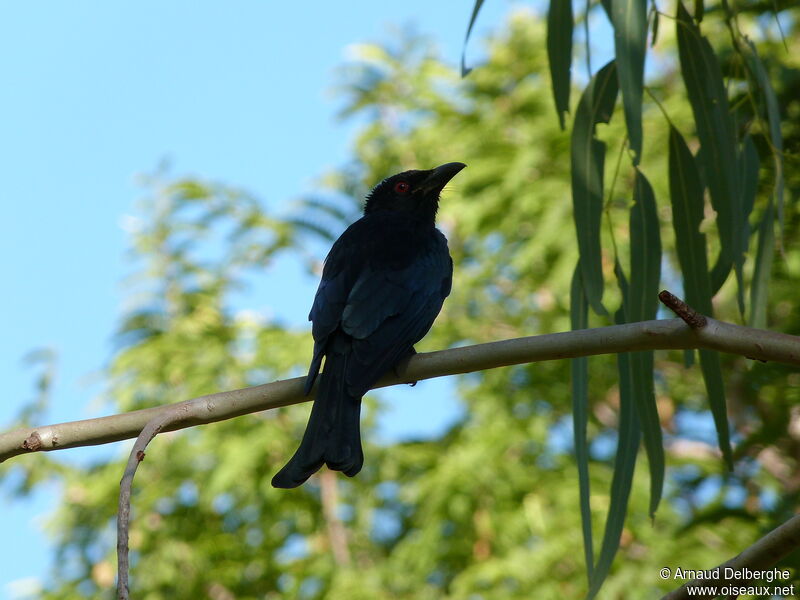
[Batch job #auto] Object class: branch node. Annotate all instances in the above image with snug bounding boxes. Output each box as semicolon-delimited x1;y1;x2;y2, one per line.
659;290;707;329
22;431;42;451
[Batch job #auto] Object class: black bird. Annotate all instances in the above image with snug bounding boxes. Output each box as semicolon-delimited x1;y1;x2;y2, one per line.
271;162;466;489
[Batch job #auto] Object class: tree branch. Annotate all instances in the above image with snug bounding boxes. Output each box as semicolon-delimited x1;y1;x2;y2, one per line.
2;317;799;463
117;407;186;599
662;514;800;600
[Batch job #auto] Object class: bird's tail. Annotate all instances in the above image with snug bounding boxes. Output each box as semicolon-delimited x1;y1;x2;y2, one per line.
271;346;364;489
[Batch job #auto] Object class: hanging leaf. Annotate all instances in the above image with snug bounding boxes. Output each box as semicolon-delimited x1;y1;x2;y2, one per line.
589;351;640;600
744;39;784;237
570;262;594;583
611;0;647;163
749;201;776;330
739;134;760;238
668;126;733;468
628;170;663;517
651;8;660;47
668;127;712;315
547;0;574;129
571;60;619;316
735;134;760;314
676;1;742;302
698;349;734;469
589;300;641;599
460;0;486;77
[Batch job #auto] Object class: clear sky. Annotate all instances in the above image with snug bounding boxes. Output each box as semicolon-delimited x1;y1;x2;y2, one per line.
0;1;519;596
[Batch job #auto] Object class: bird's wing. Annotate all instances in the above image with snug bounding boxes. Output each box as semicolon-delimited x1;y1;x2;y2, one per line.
305;218;452;395
340;236;452;396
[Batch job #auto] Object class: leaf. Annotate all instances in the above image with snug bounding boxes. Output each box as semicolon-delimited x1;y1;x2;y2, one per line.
628;169;663;517
611;0;647;163
629;171;661;322
676;2;742;301
709;253;732;296
749;200;775;330
668;127;712;315
694;0;704;22
571;60;619;317
547;0;574;129
736;134;760;315
651;9;660;47
589;355;640;598
739;134;759;234
698;349;733;469
668;127;732;467
570;262;594;583
461;0;486;77
744;39;784;238
589;307;641;599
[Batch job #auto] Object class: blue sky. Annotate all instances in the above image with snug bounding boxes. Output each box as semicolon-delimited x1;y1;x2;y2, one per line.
0;1;519;596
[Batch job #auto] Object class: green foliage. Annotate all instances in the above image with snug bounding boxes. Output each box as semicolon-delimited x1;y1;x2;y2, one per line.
546;0;573;129
531;0;797;590
3;7;800;599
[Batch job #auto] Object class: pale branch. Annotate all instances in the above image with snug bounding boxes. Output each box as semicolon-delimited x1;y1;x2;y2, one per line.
2;316;799;464
116;408;185;600
661;514;800;600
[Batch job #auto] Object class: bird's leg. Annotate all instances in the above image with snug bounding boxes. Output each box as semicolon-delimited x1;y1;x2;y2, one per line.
393;347;418;386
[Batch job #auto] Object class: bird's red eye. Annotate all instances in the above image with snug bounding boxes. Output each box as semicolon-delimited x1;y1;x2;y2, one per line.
394;181;410;194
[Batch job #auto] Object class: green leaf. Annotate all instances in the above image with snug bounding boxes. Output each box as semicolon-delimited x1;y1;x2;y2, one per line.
749;200;775;330
611;0;647;163
668;126;712;315
698;349;733;469
628;170;663;517
735;134;760;315
676;1;742;300
461;0;486;77
571;60;619;317
744;39;784;237
614;256;629;300
694;0;704;22
739;134;759;233
668;127;732;467
589;311;641;599
570;261;594;583
547;0;574;129
629;171;661;322
709;253;732;296
651;8;660;47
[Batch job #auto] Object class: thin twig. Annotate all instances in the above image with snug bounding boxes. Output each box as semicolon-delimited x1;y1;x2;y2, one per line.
662;514;800;600
3;313;800;464
117;407;186;599
658;290;708;328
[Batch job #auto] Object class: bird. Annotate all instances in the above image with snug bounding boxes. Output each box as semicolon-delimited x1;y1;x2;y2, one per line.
271;162;466;489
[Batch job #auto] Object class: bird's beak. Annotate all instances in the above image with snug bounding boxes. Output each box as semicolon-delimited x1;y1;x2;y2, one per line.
419;162;467;194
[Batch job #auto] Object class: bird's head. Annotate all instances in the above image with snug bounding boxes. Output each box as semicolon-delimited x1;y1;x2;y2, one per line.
363;162;466;220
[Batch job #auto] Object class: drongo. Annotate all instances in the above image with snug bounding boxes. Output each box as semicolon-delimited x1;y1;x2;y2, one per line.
271;162;466;488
